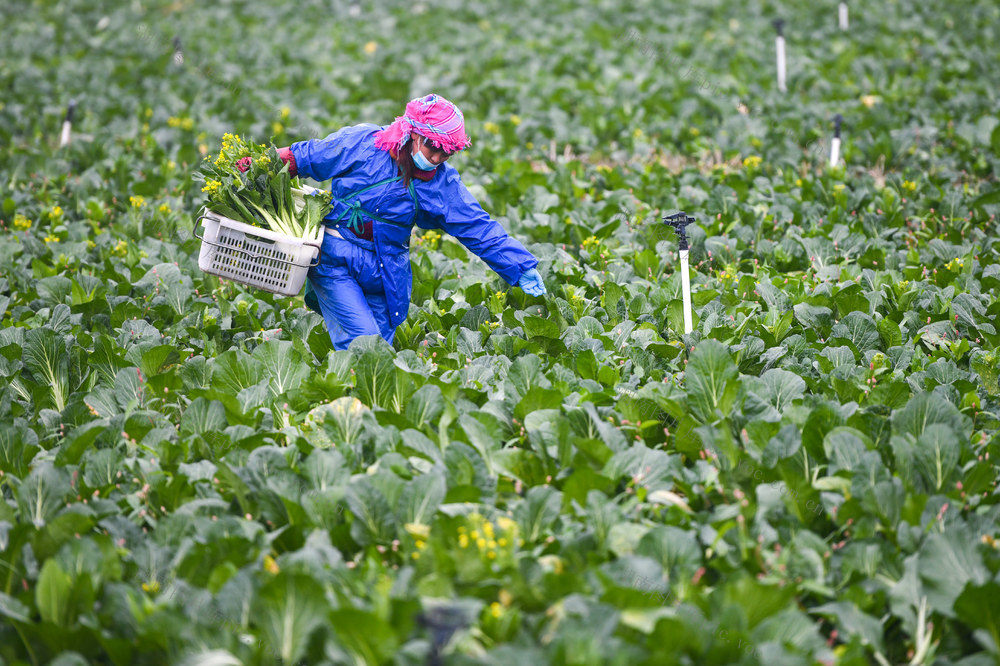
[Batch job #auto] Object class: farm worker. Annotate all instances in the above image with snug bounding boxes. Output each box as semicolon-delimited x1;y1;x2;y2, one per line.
274;93;546;350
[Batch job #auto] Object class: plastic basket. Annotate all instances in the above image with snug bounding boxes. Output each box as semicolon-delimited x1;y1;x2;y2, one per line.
194;208;324;297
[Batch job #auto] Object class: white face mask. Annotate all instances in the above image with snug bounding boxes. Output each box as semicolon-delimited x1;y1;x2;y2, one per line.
411;137;439;170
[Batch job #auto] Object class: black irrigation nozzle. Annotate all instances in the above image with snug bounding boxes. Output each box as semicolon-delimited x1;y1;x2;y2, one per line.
772;18;785;36
833;113;843;138
418;606;468;666
663;212;696;251
64;99;76;124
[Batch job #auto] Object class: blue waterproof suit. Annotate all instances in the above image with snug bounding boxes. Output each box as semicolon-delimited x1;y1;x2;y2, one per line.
290;123;539;350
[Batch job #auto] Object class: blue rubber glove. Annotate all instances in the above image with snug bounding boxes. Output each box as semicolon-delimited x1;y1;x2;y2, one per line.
517;268;547;297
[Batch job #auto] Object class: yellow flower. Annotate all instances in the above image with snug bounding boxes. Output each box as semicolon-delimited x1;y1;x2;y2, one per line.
633;128;644;138
43;235;60;243
490;602;502;618
272;122;284;135
860;95;879;108
181;118;194;131
159;203;171;214
498;538;508;547
112;240;128;257
582;235;600;249
199;144;208;156
833;183;846;193
509;114;521;126
525;141;534;149
141;580;160;594
483;122;500;135
458;534;469;548
145;108;153;118
129;196;147;209
902;180;917;193
280;106;290;120
690;127;700;136
497;517;516;532
51;206;64;219
476;538;487;549
263;556;280;574
483;522;495;539
490;321;501;328
201;180;221;195
415;539;426;550
167;116;182;128
411;552;420;560
86;240;96;249
487;551;496;560
167;160;176;170
742;155;762;169
12;214;31;230
364;41;378;54
795;178;803;187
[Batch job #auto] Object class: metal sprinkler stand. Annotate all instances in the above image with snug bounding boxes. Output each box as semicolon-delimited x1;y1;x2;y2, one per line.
664;212;696;335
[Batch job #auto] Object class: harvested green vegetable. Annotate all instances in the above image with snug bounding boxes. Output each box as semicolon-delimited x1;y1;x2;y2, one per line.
196;133;331;238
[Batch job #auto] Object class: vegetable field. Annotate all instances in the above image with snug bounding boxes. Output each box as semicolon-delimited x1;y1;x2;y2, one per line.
3;0;1000;664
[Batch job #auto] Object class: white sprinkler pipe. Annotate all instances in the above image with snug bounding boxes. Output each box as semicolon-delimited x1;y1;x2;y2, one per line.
839;2;849;30
830;114;843;167
665;212;696;335
774;20;787;93
679;248;693;334
59;100;75;148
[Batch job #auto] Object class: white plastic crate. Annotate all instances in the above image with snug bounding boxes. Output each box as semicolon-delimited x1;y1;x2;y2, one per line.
195;208;324;297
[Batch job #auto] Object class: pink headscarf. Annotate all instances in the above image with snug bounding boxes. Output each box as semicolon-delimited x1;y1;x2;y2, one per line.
374;94;472;155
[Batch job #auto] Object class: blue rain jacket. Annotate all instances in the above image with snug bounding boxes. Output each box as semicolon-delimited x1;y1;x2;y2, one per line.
290;123;539;331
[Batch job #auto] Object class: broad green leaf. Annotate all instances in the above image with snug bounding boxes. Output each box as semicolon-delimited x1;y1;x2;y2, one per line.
251;572;327;664
685;339;741;424
22;327;71;411
36;558;73;627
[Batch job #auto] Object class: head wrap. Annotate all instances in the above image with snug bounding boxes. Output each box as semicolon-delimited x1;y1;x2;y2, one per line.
374;93;472;155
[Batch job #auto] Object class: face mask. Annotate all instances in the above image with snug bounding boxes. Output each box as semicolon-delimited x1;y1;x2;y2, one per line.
411;137;439;171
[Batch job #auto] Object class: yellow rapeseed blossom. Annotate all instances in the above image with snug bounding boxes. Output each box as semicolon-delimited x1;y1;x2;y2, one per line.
902;180;917;193
411;552;420;560
945;258;965;271
582;235;600;250
13;214;31;230
112;240;128;257
129;196;147;209
159;203;171;214
167;160;177;170
633;128;643;138
51;206;64;219
483;122;500;135
43;235;60;243
263;556;280;574
833;184;846;193
202;180;221;195
141;581;160;594
280;106;290;120
458;534;469;548
690;127;700;136
525;141;534;149
509;114;521;126
145;108;153;118
199;144;208;156
86;240;96;250
490;602;502;618
742;155;762;169
364;41;378;54
415;539;426;550
272;122;284;135
861;95;879;108
476;538;487;549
